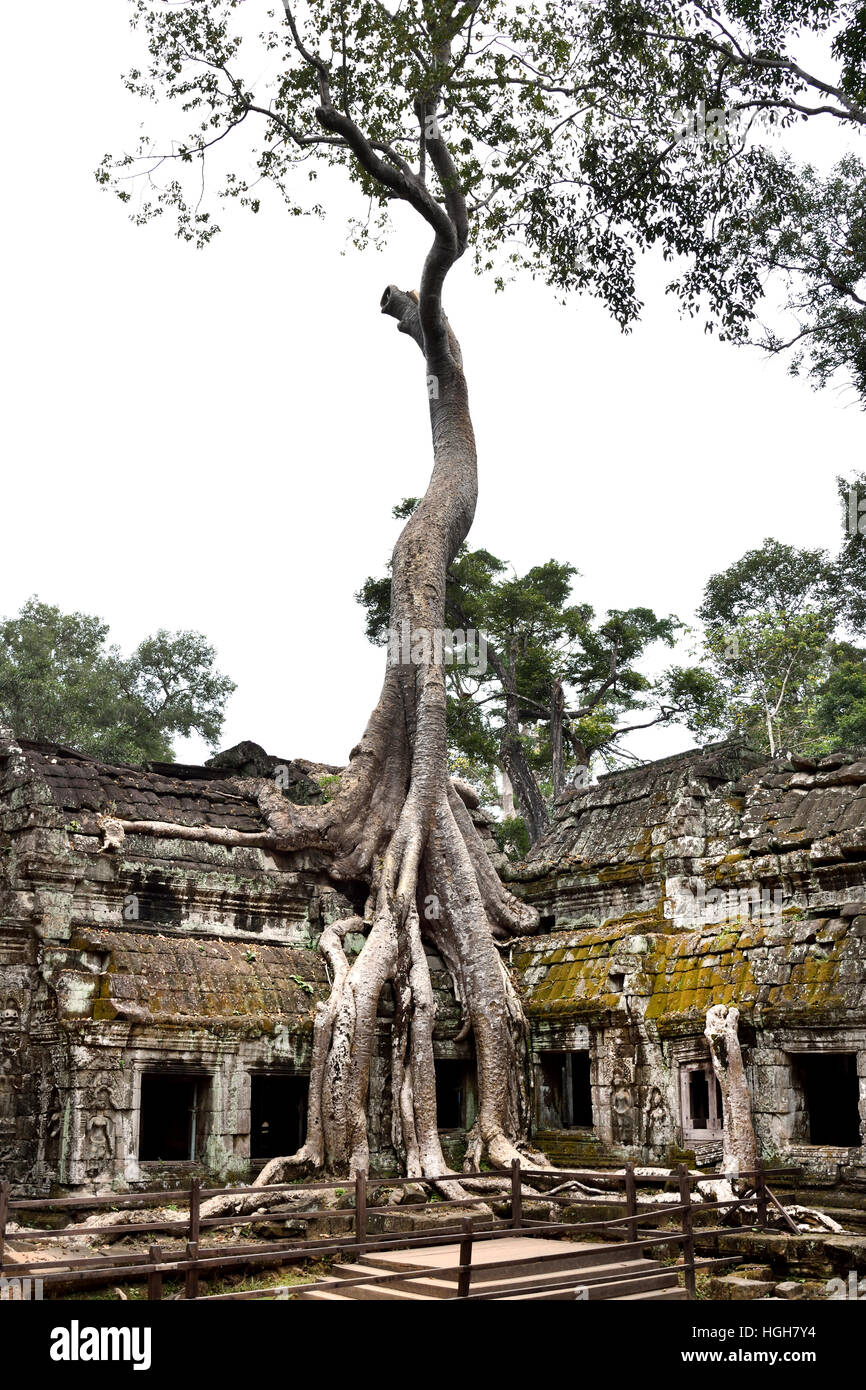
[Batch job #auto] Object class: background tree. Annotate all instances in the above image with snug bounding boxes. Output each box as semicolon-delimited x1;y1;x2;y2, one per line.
813;640;866;747
0;598;235;764
360;502;684;847
567;2;866;402
665;539;848;754
839;469;866;630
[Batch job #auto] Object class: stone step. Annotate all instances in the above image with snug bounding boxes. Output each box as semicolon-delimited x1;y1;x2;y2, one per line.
497;1269;681;1301
615;1284;689;1301
304;1256;678;1301
359;1237;645;1283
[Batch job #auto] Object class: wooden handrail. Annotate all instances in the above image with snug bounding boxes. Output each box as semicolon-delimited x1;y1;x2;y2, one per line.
2;1158;799;1301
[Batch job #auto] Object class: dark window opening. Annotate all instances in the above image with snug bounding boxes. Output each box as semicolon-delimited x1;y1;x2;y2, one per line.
139;1074;208;1162
250;1075;308;1159
608;972;625;992
793;1054;861;1147
680;1063;723;1141
537;1051;593;1129
539;915;556;933
434;1059;475;1131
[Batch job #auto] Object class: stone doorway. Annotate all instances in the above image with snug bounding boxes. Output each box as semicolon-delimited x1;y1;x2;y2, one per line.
793;1053;862;1147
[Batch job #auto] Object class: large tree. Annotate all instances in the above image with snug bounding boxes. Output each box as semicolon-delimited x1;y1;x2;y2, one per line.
0;598;235;764
102;0;603;1180
97;1;856;1182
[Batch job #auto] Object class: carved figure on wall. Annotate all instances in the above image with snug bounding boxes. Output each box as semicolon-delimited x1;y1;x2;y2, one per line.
610;1067;635;1145
44;1087;64;1167
646;1086;670;1161
85;1083;116;1172
1;995;21;1030
0;1050;21;1129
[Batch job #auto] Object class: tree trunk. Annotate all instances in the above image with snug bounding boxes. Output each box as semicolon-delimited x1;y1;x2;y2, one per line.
500;723;549;847
704;1004;757;1189
238;284;543;1183
483;640;549;844
551;679;566;798
501;766;514;817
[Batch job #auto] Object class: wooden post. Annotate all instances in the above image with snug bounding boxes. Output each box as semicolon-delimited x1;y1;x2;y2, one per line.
0;1182;9;1270
355;1169;367;1254
755;1161;769;1229
184;1242;199;1300
147;1245;164;1301
184;1178;201;1298
678;1165;697;1301
188;1177;201;1245
457;1218;474;1299
510;1157;523;1229
624;1162;638;1245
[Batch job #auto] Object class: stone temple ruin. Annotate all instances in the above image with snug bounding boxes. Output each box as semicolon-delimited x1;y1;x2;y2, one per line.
1;731;865;1200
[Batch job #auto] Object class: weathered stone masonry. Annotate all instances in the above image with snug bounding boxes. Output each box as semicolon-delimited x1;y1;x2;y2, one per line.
2;732;865;1196
0;733;476;1193
507;742;866;1188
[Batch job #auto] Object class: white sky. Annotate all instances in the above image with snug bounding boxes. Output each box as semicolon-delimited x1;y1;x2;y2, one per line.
2;3;863;770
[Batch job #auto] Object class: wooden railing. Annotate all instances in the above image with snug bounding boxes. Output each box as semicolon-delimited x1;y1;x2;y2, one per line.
0;1161;795;1301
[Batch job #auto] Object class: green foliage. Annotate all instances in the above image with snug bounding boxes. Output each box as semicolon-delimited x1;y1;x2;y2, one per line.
814;642;866;747
752;156;866;401
493;815;530;861
667;538;850;754
0;597;235;764
359;506;684;808
316;772;342;802
579;3;866;401
102;1;866;402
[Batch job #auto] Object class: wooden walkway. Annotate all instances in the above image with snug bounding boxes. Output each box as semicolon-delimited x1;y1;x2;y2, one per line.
295;1234;688;1301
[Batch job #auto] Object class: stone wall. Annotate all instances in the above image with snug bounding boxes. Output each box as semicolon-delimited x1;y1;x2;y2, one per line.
4;730;866;1197
507;741;866;1187
0;734;349;1192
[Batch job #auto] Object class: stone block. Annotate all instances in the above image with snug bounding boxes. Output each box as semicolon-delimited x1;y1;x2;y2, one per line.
709;1275;777;1300
774;1280;829;1300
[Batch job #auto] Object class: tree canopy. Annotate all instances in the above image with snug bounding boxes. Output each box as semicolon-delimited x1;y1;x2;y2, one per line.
0;598;236;764
665;516;866;755
101;1;865;398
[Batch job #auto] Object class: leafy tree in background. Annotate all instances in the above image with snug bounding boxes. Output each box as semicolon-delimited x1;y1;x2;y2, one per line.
665;538;853;755
813;641;866;747
358;501;684;844
839;470;866;630
0;598;235;764
574;2;866;403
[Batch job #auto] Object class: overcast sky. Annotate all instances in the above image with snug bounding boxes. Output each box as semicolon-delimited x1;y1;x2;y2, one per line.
3;4;863;771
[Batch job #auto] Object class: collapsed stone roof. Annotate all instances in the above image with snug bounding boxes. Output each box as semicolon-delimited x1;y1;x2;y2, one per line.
6;737;322;838
508;739;866;1035
515;738;866;883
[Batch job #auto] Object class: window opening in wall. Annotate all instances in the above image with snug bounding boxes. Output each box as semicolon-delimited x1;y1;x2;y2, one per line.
537;1051;593;1129
139;1073;208;1161
793;1053;861;1147
250;1075;308;1158
680;1062;724;1141
434;1059;476;1130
